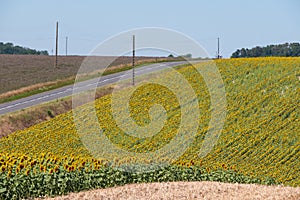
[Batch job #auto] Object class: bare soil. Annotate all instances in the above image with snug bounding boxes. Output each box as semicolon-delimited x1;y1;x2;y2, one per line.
38;181;300;200
0;54;167;94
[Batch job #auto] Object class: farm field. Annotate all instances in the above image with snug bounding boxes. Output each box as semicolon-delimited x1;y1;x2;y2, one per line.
0;54;172;102
0;57;299;199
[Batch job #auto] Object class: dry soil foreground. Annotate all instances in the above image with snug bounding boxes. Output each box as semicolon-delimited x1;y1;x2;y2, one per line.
39;181;300;200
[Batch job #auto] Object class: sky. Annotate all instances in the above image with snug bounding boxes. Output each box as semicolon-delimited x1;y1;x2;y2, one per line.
0;0;299;58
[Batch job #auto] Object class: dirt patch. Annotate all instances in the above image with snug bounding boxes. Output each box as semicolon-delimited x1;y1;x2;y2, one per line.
38;181;300;200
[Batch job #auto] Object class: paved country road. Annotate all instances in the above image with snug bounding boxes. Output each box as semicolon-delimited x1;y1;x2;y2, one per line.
0;61;201;115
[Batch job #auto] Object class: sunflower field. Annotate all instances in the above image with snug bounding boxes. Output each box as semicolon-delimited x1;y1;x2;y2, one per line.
0;57;299;199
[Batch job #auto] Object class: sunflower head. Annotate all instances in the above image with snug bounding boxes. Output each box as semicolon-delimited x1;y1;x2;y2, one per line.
25;169;30;176
54;165;59;173
1;166;5;172
16;167;20;174
7;170;12;178
19;163;25;170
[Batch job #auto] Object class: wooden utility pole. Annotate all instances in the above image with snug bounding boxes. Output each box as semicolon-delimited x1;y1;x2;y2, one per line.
132;35;135;86
65;36;68;56
217;37;220;59
55;21;58;67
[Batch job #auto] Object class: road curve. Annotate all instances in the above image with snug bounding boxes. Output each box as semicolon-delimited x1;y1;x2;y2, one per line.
0;61;199;115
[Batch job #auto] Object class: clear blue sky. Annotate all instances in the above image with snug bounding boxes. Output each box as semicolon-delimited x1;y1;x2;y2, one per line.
1;0;299;58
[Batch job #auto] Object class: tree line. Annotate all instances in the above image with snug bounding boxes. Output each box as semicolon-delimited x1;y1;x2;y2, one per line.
0;42;48;55
231;43;300;58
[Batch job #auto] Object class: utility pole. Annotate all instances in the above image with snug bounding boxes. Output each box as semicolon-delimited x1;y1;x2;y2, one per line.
65;36;68;56
55;21;58;67
132;35;135;86
217;37;220;59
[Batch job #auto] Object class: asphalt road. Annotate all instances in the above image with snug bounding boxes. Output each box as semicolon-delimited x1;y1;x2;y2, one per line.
0;61;196;115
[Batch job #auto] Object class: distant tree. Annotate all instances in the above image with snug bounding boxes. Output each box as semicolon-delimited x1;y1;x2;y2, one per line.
168;54;174;57
251;46;263;57
0;42;49;55
289;43;300;56
231;49;240;58
184;53;192;58
231;43;300;58
178;53;192;59
240;48;247;57
40;50;49;55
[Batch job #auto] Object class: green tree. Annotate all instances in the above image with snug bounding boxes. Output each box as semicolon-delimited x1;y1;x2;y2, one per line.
231;43;300;58
0;42;49;55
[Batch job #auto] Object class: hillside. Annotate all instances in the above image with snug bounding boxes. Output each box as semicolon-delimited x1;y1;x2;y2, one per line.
0;57;299;199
